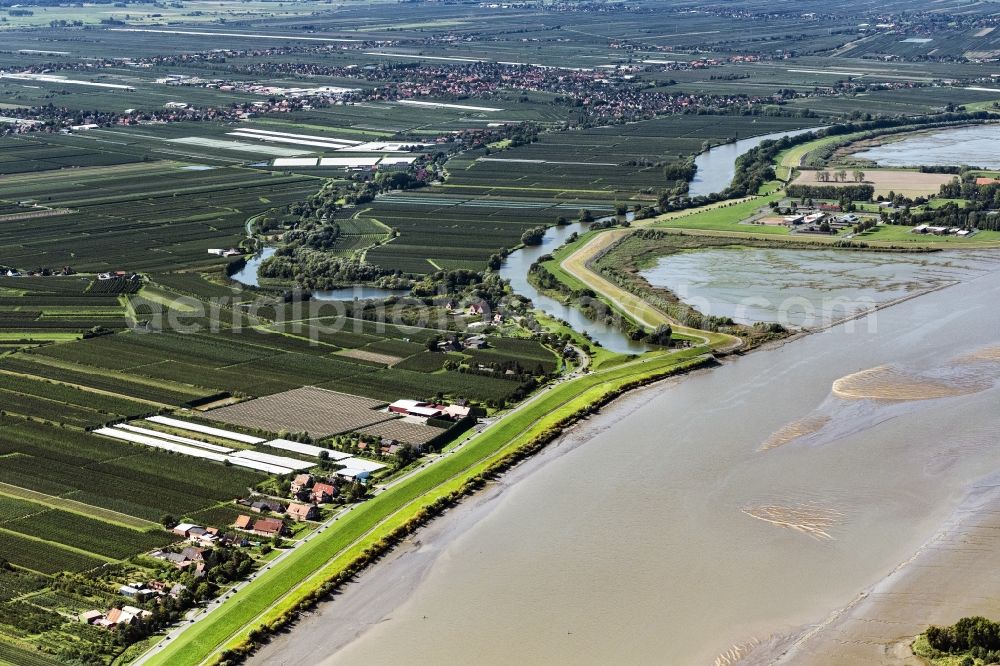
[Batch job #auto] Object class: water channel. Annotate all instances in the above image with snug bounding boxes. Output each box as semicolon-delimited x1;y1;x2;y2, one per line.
233;126;823;353
688;126;819;198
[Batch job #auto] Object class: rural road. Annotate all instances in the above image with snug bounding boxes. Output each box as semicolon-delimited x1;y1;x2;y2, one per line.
558;228;743;353
133;340;592;665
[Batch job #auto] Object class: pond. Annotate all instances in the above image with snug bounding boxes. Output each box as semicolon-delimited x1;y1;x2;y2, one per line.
639;247;999;327
851;124;1000;169
228;247;408;301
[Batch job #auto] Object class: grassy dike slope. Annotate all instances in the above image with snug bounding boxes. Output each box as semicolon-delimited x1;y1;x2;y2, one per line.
144;348;713;666
552;229;740;351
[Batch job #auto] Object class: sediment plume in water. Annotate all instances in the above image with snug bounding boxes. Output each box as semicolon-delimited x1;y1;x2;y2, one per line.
741;503;843;541
832;365;989;401
759;415;831;451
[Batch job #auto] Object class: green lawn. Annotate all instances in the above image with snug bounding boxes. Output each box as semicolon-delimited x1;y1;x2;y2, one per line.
533;310;624;369
653;194;789;234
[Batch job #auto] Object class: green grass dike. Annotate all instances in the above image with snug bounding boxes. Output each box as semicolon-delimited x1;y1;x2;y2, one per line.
141;346;714;666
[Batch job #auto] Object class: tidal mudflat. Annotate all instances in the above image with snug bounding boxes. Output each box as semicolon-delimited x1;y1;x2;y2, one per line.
851;124;1000;169
639;247;994;327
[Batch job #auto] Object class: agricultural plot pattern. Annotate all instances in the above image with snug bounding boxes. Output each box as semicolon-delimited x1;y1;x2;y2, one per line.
356;418;446;446
0;158;321;272
0;276;130;336
203;386;394;438
0;414;267;574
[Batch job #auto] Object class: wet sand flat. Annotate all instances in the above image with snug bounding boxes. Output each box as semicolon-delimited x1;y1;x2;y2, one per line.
756;481;1000;665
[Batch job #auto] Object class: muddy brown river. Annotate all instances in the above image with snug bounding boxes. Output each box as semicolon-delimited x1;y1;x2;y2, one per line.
253;251;1000;665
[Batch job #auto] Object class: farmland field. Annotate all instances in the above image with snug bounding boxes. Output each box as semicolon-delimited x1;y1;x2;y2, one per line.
362;195;604;273
0;155;321;273
204;386;393;438
0;415;265;522
790;169;954;197
1;0;999;663
355;418;445;446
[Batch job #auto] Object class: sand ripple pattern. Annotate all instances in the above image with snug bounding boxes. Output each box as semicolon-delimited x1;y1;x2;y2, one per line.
832;364;989;401
714;637;761;666
759;415;831;451
742;503;843;541
955;344;1000;364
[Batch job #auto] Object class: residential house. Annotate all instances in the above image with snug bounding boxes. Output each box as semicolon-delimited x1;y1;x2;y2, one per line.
187;526;209;540
463;335;487;350
179;546;207;562
286;503;319;522
234;514;253;530
80;610;104;624
102;606;152;628
290;473;314;493
119;584;153;600
251;517;286;538
171;523;200;538
335;468;372;482
311;482;337;503
251;499;287;514
443;403;472;419
161;552;192;568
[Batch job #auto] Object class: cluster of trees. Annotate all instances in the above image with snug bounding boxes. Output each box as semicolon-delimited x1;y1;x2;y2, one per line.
725;143;778;197
787;184;875;201
887;178;1000;231
940;176;1000;207
926;616;1000;659
852;219;877;234
815;169;865;183
260;251;389;288
520;226;546;246
662;159;697;183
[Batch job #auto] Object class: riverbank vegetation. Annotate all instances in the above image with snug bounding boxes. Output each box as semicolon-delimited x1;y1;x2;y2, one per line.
914;617;1000;665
